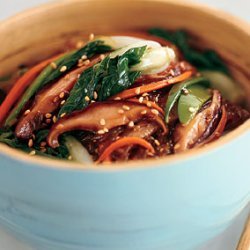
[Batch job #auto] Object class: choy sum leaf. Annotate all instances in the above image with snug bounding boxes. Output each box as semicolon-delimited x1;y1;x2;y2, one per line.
5;40;112;127
148;28;229;75
58;46;146;116
0;128;69;159
165;76;210;123
178;85;211;125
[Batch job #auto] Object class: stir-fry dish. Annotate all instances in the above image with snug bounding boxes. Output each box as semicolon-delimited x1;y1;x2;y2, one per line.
0;29;249;164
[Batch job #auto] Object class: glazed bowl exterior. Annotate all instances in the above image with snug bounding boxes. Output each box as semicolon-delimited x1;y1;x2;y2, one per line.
0;0;249;250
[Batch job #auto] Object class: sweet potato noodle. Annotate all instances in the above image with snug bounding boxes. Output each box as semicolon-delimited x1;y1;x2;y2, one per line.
0;30;249;164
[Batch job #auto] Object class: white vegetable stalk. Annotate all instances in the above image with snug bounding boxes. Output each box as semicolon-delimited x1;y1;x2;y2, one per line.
65;136;93;164
97;35;161;54
98;35;176;75
131;47;176;74
201;70;244;104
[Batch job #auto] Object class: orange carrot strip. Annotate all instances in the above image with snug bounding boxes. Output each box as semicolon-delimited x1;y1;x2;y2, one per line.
110;71;192;100
128;98;165;115
0;54;62;125
97;137;155;163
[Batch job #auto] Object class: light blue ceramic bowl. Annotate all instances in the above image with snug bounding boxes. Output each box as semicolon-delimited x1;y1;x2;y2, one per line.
0;1;249;249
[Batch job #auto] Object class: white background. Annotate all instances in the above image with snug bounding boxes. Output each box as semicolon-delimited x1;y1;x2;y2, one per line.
0;0;249;250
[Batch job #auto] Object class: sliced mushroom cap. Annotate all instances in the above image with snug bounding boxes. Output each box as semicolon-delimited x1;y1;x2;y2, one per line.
224;101;250;130
173;90;222;152
15;57;101;140
47;101;168;148
97;120;158;159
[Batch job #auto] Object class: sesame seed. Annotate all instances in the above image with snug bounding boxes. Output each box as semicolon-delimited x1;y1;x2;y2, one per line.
93;91;98;100
59;92;65;99
78;59;84;66
118;109;124;114
91;100;95;103
151;109;159;115
24;109;31;116
189;107;196;112
60;113;66;118
135;87;141;95
89;33;95;41
114;97;121;100
141;110;147;115
85;96;90;102
52;116;57;123
32;134;35;140
182;88;189;95
45;113;52;118
50;62;57;69
29;150;36;156
56;124;64;129
76;41;84;48
146;102;152;108
139;96;144;103
170;69;175;76
60;65;67;72
28;139;33;148
81;55;87;60
68;155;73;160
128;121;134;127
53;96;59;103
122;105;130;111
60;100;66;105
142;93;148;97
174;143;180;150
83;59;90;66
46;119;51;124
97;129;105;135
100;118;106;126
40;141;47;147
103;128;109;133
99;54;105;60
154;139;160;146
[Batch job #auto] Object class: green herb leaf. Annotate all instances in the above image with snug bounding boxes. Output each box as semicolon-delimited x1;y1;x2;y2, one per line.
43;40;111;85
165;76;210;123
0;128;69;159
58;46;146;116
148;28;229;74
5;40;112;127
178;85;211;125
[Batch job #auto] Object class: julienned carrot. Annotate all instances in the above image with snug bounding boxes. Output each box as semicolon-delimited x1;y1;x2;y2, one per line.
0;54;62;125
128;98;165;115
111;71;193;100
97;137;155;163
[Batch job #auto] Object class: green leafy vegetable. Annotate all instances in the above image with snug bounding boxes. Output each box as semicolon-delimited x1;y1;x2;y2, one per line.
178;85;211;125
43;40;111;85
0;128;69;159
165;76;210;123
58;46;146;116
201;70;244;104
148;28;229;74
5;40;112;127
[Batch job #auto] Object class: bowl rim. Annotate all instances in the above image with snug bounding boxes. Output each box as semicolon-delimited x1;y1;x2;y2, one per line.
0;0;249;171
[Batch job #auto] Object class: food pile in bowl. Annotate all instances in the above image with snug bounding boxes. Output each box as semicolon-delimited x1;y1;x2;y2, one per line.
0;29;249;164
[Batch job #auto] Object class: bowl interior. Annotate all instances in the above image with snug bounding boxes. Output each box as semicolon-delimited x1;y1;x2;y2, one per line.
0;0;249;169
